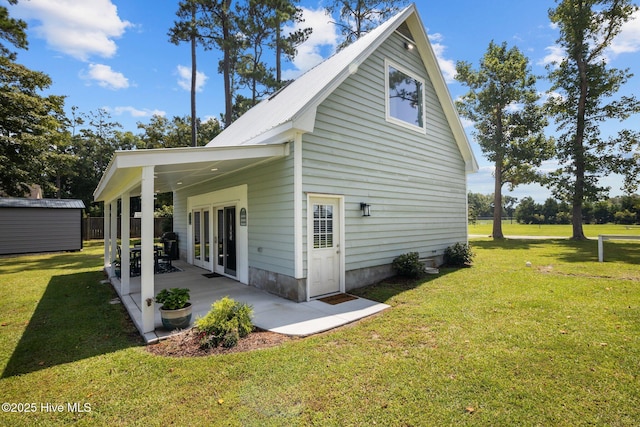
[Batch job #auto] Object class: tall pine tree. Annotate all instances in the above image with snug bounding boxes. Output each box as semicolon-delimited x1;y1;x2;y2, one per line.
456;42;553;239
545;0;640;240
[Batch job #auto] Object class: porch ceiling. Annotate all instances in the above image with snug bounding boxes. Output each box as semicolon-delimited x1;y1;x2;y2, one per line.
94;144;289;202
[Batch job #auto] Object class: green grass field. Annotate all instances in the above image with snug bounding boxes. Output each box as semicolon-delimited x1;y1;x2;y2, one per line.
469;221;640;237
1;239;639;425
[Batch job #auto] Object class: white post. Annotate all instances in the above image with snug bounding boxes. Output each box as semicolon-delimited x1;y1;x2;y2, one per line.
598;235;604;262
140;166;155;333
103;201;111;272
110;199;118;277
121;192;131;295
294;133;303;279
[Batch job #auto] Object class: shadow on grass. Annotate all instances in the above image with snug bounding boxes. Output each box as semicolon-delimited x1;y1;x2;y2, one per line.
351;269;459;303
2;271;142;378
0;244;103;276
472;238;640;264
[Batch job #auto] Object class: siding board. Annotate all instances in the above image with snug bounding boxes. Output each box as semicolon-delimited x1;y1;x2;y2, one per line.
174;155;295;277
302;32;468;272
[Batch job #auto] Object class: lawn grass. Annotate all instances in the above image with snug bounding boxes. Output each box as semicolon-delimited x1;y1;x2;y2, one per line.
469;221;640;237
1;239;639;425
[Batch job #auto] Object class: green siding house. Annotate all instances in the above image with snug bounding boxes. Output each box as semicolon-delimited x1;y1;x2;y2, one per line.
94;4;478;334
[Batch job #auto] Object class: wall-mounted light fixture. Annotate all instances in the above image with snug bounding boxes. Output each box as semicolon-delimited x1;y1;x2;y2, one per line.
360;203;371;217
404;41;414;50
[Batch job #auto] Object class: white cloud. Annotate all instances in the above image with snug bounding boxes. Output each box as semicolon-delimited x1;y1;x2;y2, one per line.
81;64;129;89
113;106;166;118
428;32;456;83
176;65;208;92
14;0;131;61
541;11;640;66
459;116;474;129
539;45;565;67
281;7;339;80
608;12;640;57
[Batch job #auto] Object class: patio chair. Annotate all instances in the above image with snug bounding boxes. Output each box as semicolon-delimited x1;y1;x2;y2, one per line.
117;245;141;277
155;246;173;273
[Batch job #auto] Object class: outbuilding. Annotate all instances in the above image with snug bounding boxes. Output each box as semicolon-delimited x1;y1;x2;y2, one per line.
94;4;478;334
0;198;85;255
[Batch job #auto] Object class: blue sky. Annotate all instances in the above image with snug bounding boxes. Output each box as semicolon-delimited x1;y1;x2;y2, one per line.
6;0;640;202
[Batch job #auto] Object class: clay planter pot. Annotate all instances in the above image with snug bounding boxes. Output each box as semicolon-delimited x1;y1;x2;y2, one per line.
159;303;192;330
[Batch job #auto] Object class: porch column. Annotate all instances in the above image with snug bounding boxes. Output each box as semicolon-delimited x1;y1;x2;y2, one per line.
294;133;303;279
140;166;155;333
110;199;118;277
103;201;111;272
121;191;131;295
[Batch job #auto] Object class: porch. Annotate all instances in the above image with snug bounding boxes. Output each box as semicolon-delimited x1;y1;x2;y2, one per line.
108;260;390;343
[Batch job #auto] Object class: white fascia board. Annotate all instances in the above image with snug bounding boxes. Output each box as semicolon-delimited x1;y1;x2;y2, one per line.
94;144;289;202
115;144;288;168
237;123;301;146
94;167;142;203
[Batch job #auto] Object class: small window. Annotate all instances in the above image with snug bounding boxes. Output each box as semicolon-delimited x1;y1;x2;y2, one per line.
313;204;334;249
385;60;425;132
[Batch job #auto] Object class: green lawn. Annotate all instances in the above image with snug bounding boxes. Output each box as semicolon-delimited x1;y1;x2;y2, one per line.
1;239;639;425
469;221;640;237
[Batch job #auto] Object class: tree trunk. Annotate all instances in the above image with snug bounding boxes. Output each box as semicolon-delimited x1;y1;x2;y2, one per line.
492;107;505;239
190;6;197;147
492;159;504;239
222;0;233;128
275;19;281;83
572;42;588;240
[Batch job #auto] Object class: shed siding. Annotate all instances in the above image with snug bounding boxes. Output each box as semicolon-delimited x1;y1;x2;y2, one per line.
173;155;295;276
302;32;468;272
0;208;83;255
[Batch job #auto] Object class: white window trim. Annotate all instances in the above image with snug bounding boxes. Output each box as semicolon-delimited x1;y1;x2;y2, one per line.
384;58;427;134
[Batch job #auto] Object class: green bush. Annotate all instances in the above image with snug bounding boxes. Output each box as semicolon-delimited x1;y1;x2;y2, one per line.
155;288;190;310
444;242;474;267
392;252;426;278
196;297;253;349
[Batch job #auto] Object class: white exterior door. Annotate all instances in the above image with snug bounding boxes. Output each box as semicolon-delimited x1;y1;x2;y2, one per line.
192;208;211;269
215;206;237;277
308;196;343;298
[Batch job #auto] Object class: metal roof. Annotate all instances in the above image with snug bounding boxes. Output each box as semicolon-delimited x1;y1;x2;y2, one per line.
0;198;85;209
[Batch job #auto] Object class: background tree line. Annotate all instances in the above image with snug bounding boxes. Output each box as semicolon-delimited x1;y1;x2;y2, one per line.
468;192;640;225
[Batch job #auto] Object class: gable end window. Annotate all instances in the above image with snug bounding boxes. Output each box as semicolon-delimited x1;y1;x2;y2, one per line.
385;59;425;132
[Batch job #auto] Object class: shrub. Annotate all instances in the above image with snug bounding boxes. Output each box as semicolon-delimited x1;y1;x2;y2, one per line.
444;242;474;267
196;297;253;349
392;252;426;278
155;288;190;310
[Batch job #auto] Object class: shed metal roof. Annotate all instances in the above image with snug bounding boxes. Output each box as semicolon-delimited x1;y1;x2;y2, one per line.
0;198;85;209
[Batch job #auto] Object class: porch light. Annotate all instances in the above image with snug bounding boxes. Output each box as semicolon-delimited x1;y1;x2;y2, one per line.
404;41;414;50
360;203;371;217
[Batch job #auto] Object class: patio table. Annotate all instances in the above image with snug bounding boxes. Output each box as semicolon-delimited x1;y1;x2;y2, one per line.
130;245;170;273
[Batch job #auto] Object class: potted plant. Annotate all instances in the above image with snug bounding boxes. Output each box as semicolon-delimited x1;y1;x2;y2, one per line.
155;288;192;330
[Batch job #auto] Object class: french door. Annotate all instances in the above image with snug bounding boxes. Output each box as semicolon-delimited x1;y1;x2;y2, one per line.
192;208;211;269
216;206;237;276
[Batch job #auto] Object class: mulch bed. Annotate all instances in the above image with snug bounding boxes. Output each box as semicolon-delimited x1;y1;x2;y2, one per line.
146;328;295;357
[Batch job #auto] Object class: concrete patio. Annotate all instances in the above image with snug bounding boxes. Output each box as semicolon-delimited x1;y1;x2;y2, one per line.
108;261;390;343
